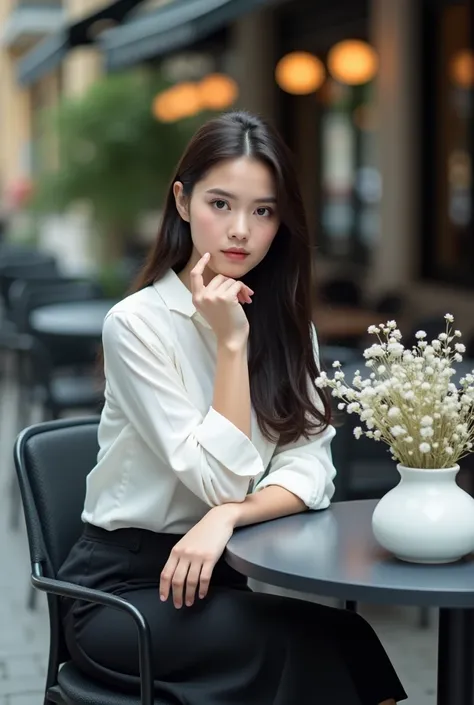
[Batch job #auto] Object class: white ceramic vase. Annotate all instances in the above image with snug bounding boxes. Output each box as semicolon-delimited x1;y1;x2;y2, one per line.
372;464;474;564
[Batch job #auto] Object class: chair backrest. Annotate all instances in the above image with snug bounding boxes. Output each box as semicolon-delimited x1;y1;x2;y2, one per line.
14;417;100;668
319;277;362;307
0;255;59;310
14;417;100;576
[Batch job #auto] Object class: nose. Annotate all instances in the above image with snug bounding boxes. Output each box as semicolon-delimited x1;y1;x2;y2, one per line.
228;210;250;241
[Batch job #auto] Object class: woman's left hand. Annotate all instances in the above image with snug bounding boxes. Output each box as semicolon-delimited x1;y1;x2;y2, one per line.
159;505;238;609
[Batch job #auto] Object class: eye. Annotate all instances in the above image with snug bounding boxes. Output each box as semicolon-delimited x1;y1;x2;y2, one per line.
255;206;273;217
211;199;229;210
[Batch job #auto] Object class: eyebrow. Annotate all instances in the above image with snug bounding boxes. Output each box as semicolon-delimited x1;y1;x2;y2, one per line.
205;188;277;203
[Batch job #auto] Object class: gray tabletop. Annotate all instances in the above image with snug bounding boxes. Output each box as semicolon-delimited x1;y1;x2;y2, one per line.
30;299;118;339
225;499;474;608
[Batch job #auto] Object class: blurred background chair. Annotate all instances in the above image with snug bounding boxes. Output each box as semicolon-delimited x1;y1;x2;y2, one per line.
319;277;363;307
372;291;405;318
7;278;106;531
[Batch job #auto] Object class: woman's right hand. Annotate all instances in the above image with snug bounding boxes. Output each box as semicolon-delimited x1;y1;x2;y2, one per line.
190;253;253;346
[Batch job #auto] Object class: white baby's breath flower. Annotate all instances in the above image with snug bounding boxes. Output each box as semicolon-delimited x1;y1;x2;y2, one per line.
337;403;346;410
347;402;361;414
420;427;434;438
390;425;406;437
445;447;453;455
332;360;342;368
388;407;400;418
405;436;413;444
455;343;466;353
404;390;415;401
419;442;431;453
438;333;448;341
421;416;433;426
454;353;463;363
315;377;327;388
416;330;427;339
454;330;462;337
387;342;404;356
444;313;454;322
353;427;363;439
367;325;379;334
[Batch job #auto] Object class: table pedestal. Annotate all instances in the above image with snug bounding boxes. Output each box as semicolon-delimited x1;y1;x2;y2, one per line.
437;609;474;705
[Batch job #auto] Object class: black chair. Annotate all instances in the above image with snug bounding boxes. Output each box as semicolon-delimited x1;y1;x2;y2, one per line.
319;277;362;307
405;314;447;350
0;254;59;316
373;292;404;317
319;345;362;371
14;417;157;705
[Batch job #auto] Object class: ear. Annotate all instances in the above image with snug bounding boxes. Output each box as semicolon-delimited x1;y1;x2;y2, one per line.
173;181;190;222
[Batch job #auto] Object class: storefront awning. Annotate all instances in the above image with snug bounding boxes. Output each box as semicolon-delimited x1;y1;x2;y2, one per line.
17;0;145;86
101;0;278;71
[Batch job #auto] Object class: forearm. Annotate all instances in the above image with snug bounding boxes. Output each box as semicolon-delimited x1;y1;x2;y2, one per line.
214;485;307;528
212;340;251;438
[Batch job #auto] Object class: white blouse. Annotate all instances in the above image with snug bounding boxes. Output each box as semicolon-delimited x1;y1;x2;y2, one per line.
82;269;337;534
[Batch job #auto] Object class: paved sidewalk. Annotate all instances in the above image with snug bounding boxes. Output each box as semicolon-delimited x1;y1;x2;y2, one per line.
0;376;438;704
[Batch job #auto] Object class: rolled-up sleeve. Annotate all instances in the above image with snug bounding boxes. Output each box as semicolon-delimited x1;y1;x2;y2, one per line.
254;323;336;510
255;425;337;510
102;311;265;507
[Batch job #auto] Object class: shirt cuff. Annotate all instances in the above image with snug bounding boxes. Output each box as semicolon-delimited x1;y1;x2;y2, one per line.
256;467;334;510
194;406;265;478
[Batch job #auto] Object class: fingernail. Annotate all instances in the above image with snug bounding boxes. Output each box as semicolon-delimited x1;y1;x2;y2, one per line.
186;600;193;607
160;594;166;601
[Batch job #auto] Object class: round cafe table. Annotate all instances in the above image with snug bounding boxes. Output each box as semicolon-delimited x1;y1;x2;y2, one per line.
225;499;474;705
29;299;118;341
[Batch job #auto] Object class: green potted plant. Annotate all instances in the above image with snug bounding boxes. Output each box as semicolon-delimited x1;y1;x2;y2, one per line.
32;70;201;264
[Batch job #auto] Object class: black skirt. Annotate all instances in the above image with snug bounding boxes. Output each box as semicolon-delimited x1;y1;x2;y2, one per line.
58;523;407;705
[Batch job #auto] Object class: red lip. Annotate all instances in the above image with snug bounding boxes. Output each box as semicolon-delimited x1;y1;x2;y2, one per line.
222;249;249;255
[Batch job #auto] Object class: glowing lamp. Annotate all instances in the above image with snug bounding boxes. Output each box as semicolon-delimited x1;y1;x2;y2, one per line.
199;73;239;110
327;40;378;85
275;52;325;95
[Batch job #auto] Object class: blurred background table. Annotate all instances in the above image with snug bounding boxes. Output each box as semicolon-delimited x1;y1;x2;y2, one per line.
30;299;117;341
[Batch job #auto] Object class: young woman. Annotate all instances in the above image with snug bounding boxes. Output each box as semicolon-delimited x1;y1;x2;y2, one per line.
58;111;406;705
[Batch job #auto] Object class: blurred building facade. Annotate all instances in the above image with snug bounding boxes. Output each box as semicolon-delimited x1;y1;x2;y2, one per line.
0;0;473;327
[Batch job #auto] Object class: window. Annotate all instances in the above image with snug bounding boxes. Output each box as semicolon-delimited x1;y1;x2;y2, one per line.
319;80;380;262
422;0;473;285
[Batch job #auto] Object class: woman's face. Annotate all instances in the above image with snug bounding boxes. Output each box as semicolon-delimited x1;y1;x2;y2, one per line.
174;157;280;284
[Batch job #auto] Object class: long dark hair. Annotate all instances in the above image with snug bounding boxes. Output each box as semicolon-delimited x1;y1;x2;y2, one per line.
131;110;331;445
